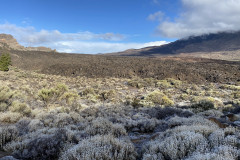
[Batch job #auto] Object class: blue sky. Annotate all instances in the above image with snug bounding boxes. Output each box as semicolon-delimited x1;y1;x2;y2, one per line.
1;0;240;54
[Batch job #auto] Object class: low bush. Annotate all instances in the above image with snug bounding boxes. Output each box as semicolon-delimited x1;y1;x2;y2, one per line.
142;131;208;160
191;100;215;112
143;107;193;119
84;117;127;137
146;90;174;106
38;83;68;103
0;126;18;150
12;130;67;160
10;101;31;116
0;112;23;123
0;85;14;111
60;134;136;160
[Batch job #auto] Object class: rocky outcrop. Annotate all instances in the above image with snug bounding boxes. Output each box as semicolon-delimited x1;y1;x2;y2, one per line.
0;34;56;52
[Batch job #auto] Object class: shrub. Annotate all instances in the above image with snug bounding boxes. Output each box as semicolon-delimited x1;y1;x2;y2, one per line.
142;131;208;160
0;86;14;111
80;87;96;96
232;91;240;99
84;117;127;137
143;107;193;120
0;102;8;112
38;83;68;103
127;79;145;88
28;119;44;132
10;101;31;116
156;80;172;89
99;90;116;101
0;126;18;150
12;130;67;160
123;116;159;133
185;146;239;160
146;90;174;106
0;112;22;123
38;88;54;103
60;134;136;160
191;100;215;112
167;116;218;128
142;115;240;160
61;91;78;104
0;53;11;71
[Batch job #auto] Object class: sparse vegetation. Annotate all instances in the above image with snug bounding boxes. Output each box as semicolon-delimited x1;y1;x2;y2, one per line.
0;68;240;159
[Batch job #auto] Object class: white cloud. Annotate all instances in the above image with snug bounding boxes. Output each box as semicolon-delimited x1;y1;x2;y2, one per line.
53;41;168;54
155;0;240;38
0;23;168;54
148;11;164;21
152;0;160;4
0;23;126;45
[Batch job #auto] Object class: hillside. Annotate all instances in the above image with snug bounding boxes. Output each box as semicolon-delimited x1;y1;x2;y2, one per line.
0;33;56;52
109;31;240;58
0;33;239;84
1;49;239;84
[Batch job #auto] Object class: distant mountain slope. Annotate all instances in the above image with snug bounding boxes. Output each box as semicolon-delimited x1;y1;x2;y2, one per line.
109;31;240;56
0;33;56;52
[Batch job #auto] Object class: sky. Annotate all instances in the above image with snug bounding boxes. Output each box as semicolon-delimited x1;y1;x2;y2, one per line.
0;0;240;54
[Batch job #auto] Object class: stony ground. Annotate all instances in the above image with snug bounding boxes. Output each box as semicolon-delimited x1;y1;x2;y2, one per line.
1;49;239;84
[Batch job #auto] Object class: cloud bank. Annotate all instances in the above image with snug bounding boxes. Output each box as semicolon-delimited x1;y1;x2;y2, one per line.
154;0;240;38
0;23;167;54
54;41;168;54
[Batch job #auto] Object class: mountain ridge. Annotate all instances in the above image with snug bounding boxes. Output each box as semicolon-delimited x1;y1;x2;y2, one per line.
107;31;240;57
0;33;56;52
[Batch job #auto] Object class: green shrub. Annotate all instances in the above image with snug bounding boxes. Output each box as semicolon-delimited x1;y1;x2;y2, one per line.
0;53;11;71
146;90;174;106
81;87;96;96
156;80;172;88
191;100;215;112
61;92;78;104
0;85;14;111
38;88;54;102
231;91;240;99
38;83;68;103
10;101;32;116
99;90;116;101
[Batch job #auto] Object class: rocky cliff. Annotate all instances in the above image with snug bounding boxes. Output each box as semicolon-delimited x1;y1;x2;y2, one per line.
0;34;56;52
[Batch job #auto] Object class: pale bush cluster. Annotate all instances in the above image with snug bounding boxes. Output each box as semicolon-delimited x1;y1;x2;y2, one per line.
142;131;207;160
84;117;127;137
142;116;240;160
167;115;217;127
122;115;159;133
0;112;22;123
60;134;137;160
8;129;67;160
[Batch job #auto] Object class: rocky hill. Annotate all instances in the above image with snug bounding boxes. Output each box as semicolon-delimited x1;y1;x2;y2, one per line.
0;34;56;52
109;31;240;58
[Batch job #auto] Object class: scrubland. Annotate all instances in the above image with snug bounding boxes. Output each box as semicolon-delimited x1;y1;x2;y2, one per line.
0;68;240;160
